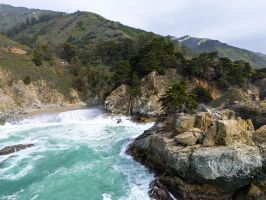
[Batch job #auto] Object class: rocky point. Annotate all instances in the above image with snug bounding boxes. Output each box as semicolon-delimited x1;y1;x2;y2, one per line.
127;107;266;200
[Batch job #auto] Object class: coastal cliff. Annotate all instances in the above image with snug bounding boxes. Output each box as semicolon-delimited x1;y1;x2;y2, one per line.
127;108;266;199
105;71;169;116
0;68;79;122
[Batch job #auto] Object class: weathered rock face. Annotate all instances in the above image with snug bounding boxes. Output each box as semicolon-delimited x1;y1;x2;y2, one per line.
0;68;70;121
105;84;130;115
175;131;198;146
105;71;168;116
253;126;266;171
128;108;265;200
0;88;19;112
191;144;261;191
175;113;196;133
192;78;221;99
229;101;266;129
148;180;175;200
132;71;167;116
240;125;266;200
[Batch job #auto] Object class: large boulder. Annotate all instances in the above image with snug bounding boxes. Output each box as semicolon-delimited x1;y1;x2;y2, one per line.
195;112;214;130
216;118;254;145
175;131;198;146
191;144;262;192
175;113;196;133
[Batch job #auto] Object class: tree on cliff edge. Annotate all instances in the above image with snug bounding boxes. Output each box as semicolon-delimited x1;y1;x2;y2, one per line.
160;81;198;114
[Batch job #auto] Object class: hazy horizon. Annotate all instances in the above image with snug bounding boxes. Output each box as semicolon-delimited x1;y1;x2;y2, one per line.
1;0;266;54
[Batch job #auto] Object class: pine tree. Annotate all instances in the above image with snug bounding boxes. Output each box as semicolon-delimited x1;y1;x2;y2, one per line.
160;81;198;114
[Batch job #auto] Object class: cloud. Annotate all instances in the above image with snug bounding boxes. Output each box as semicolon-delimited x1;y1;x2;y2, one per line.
2;0;266;53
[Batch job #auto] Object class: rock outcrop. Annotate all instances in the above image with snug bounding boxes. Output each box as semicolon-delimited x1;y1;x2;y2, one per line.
132;71;167;116
105;70;172;117
127;108;266;200
105;84;130;115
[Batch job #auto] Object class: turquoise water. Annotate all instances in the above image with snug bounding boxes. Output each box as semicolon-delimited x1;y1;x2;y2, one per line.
0;109;154;200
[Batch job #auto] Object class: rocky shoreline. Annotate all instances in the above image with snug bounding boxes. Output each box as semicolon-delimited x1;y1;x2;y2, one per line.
126;107;266;200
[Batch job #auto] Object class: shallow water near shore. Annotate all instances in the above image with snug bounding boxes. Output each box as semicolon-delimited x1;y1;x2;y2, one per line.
0;108;154;200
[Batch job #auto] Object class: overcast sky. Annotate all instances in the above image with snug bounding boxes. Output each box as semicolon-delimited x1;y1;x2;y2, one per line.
1;0;266;53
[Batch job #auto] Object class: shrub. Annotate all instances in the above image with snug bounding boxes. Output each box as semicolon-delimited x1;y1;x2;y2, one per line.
23;76;31;85
192;86;213;104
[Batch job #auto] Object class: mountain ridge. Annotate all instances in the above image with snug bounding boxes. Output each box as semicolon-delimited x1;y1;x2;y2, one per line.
177;35;266;69
0;3;60;32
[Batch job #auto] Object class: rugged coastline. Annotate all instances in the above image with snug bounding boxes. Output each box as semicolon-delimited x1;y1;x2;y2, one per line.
126;107;266;200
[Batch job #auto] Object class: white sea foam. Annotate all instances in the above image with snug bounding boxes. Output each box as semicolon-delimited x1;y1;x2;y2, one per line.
0;108;155;199
102;193;112;200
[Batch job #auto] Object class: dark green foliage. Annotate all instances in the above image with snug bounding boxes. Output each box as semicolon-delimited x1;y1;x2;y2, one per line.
23;76;31;85
192;86;213;104
61;43;78;63
112;60;132;86
160;81;198;114
32;50;42;66
180;52;254;88
134;36;176;76
6;13;61;38
129;73;141;96
32;44;56;66
252;68;266;81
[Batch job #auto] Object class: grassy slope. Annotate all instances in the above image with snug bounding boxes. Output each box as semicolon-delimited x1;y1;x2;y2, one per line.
0;34;71;95
11;11;145;45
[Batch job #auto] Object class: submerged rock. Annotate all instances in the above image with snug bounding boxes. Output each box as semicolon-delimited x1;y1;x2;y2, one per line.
0;144;34;156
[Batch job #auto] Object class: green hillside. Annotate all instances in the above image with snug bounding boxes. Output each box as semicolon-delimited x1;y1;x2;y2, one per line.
5;10;144;47
177;35;266;69
0;34;71;94
0;4;59;32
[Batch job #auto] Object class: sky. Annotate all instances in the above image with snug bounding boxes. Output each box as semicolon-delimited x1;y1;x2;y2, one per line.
1;0;266;53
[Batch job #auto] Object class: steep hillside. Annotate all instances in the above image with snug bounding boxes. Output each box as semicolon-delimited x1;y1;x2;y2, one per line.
6;9;144;46
0;34;72;96
0;3;59;32
177;35;266;69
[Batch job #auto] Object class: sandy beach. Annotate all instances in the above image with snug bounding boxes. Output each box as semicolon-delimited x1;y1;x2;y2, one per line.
8;102;90;123
25;102;88;117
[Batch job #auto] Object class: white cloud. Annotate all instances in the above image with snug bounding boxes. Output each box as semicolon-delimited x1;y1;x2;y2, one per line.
1;0;266;53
